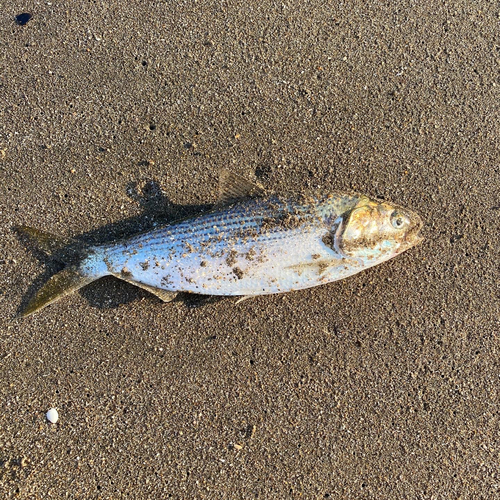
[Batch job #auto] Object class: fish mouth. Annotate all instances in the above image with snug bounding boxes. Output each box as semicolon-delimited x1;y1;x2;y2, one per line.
403;212;424;247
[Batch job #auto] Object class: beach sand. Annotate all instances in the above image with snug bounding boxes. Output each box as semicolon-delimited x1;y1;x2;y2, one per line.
1;1;499;498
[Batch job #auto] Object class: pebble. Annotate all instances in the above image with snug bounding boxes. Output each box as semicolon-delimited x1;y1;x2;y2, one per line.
46;408;59;423
15;13;32;26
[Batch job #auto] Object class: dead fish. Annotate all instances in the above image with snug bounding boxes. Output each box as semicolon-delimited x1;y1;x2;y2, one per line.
17;170;423;316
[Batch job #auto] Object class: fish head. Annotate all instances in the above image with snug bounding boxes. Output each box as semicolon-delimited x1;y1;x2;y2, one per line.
339;197;423;263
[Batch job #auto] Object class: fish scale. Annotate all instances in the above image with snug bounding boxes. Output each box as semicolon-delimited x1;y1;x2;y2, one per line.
107;197;312;255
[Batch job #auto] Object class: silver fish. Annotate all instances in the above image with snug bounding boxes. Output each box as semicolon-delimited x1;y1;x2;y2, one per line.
18;170;423;316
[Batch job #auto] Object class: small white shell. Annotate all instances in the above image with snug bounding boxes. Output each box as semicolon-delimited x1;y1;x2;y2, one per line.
46;408;59;423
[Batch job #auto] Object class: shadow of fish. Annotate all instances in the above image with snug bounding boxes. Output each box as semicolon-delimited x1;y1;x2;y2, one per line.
17;169;423;316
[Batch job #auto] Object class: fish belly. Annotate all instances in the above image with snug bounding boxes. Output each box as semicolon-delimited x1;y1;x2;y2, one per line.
106;232;325;295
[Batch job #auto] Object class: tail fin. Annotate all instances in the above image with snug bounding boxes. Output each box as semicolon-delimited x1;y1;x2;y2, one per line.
20;266;95;317
16;226;101;317
15;226;76;256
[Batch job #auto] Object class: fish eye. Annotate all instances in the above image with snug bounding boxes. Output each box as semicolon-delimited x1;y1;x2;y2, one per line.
390;211;409;229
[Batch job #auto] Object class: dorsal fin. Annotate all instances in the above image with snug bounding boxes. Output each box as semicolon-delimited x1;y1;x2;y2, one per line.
218;169;265;204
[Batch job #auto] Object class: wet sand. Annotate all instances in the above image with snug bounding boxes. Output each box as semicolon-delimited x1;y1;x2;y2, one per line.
1;1;499;498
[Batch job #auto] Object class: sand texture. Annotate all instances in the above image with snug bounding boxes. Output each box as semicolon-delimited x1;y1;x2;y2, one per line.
1;1;499;498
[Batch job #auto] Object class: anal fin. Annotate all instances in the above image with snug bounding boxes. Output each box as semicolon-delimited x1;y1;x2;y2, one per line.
140;284;178;302
235;295;255;304
118;277;178;302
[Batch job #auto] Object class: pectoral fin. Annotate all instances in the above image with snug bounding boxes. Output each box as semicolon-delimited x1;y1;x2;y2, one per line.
321;215;346;259
286;260;333;276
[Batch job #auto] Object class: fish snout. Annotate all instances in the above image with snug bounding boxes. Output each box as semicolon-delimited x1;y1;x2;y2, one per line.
404;211;424;246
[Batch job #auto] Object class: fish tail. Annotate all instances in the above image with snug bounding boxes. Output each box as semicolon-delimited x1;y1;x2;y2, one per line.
19;266;96;317
15;225;76;256
16;226;107;317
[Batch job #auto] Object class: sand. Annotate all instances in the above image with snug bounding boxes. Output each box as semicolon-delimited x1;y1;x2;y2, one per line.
1;1;499;498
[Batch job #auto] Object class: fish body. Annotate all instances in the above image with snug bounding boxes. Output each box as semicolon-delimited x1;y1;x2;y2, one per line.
89;193;361;296
18;171;423;316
